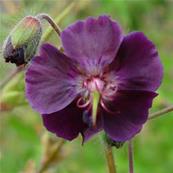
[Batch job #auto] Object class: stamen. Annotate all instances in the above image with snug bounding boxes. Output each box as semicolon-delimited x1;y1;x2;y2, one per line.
100;100;118;114
76;97;90;108
102;93;115;101
102;84;118;101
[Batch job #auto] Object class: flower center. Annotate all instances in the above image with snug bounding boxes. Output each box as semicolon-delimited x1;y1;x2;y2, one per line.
82;74;118;101
77;74;119;126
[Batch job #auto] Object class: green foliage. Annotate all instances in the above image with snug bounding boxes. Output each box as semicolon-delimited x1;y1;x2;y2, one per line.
1;73;27;108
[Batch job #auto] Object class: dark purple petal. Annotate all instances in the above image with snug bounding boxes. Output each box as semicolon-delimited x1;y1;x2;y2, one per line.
25;43;80;114
111;32;163;91
61;15;123;73
102;90;157;141
42;101;87;141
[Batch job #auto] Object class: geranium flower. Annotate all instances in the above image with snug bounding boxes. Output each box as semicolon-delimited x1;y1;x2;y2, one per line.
25;16;163;142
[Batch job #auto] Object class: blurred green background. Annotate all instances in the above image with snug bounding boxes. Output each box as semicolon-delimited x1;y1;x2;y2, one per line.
0;0;173;173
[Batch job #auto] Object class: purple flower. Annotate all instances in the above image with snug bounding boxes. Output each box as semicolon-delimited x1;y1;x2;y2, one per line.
25;16;163;142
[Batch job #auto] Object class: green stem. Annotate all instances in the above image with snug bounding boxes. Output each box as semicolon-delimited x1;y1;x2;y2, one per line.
104;142;117;173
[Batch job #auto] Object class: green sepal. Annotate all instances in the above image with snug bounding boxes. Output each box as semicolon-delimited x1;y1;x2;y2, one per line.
10;16;42;62
11;16;41;47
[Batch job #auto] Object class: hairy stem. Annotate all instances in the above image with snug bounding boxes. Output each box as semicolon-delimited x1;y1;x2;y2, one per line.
41;2;75;41
104;142;117;173
36;13;61;36
128;140;134;173
148;105;173;120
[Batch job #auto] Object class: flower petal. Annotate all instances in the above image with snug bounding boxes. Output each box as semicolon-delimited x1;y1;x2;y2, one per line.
102;90;157;141
42;101;87;141
25;43;80;114
61;15;123;73
111;32;163;91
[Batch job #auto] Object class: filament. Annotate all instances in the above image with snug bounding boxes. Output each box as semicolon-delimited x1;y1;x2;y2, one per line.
76;97;90;108
100;100;117;114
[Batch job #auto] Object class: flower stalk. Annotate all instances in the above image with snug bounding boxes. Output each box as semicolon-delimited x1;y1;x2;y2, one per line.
104;140;117;173
36;13;61;37
41;2;75;41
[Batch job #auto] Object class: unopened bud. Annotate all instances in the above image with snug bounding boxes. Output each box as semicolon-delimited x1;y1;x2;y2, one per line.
3;16;42;66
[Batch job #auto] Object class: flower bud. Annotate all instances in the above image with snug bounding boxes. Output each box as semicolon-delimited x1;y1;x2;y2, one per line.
2;16;42;66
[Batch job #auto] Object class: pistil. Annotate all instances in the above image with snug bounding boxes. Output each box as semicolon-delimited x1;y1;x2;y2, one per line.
91;90;100;126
